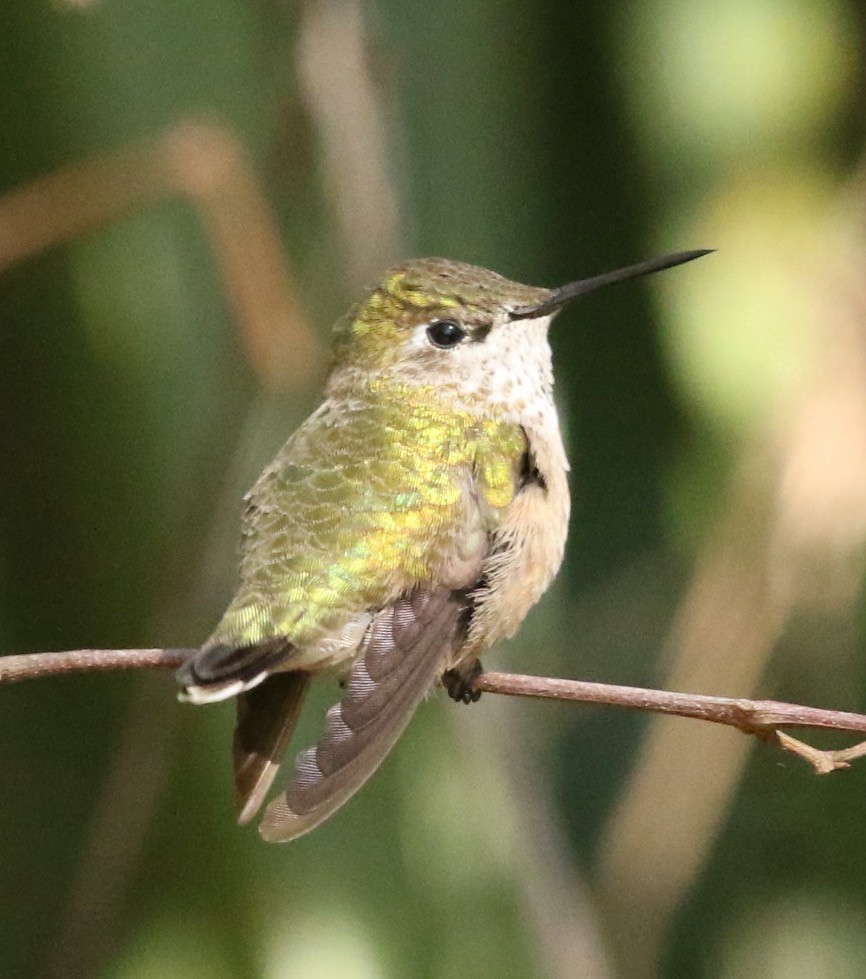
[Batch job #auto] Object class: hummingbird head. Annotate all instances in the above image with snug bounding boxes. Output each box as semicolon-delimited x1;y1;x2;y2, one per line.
327;252;710;416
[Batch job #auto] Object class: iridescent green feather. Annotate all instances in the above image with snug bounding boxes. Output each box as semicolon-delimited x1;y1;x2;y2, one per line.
207;392;525;660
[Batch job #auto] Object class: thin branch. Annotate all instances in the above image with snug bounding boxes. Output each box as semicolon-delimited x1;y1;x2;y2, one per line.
3;648;866;775
473;672;866;735
474;672;866;774
0;648;191;684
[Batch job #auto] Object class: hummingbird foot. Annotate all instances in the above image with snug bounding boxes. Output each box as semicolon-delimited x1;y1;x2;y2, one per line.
442;659;483;704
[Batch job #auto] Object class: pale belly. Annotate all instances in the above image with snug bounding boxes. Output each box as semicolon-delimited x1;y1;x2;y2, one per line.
460;468;570;661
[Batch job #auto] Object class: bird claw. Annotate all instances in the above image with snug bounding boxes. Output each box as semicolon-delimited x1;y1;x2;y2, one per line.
443;660;483;704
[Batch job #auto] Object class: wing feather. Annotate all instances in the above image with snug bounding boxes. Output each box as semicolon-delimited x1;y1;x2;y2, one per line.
258;587;466;842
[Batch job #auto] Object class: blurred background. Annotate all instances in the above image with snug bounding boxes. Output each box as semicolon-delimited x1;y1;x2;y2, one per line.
2;1;866;976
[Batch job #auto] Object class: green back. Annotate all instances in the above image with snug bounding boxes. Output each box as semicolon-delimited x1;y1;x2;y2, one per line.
208;390;525;655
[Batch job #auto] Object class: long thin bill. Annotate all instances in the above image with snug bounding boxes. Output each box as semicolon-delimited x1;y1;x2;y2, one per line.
509;248;713;320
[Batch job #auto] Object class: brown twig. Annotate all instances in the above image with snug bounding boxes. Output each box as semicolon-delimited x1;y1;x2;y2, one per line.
474;672;866;773
0;648;190;683
2;648;865;775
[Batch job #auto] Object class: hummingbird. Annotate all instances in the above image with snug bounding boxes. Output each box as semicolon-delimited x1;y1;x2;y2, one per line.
177;249;710;842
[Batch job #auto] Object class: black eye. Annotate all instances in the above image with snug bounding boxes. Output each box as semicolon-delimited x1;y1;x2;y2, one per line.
426;319;466;349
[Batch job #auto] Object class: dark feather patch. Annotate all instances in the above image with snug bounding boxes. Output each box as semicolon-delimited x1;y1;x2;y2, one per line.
469;322;493;343
176;637;290;689
518;433;547;492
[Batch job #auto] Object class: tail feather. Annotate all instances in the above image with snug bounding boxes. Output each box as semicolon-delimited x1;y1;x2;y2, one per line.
176;638;291;704
233;671;311;824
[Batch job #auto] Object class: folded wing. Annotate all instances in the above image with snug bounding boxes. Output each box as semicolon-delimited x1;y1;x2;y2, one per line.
259;586;467;842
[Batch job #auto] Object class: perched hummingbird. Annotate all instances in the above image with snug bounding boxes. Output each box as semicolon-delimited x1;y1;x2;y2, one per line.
177;250;709;842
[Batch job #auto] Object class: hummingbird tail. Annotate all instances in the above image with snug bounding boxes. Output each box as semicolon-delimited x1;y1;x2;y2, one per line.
233;670;311;824
175;638;292;704
258;587;467;843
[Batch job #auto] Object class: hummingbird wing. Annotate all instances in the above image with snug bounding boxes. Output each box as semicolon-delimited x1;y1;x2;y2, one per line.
233;670;311;824
258;585;467;842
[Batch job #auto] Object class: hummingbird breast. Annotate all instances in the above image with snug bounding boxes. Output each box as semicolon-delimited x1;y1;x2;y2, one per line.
459;399;571;661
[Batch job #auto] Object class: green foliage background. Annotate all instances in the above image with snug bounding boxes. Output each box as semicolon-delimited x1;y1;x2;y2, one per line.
2;1;866;976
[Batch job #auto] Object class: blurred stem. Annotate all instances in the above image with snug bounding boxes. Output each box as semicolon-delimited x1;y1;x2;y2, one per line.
0;119;321;390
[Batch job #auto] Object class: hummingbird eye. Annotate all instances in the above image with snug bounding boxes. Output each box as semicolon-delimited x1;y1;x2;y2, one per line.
426;319;466;349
